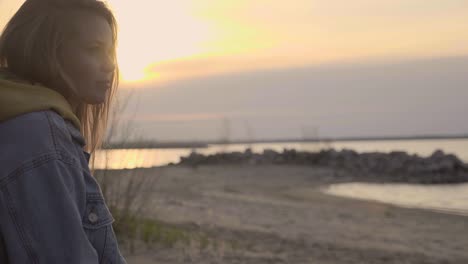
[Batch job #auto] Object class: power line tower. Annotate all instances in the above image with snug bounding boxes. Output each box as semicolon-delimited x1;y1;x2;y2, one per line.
301;125;319;141
244;120;255;150
301;125;320;152
219;117;231;153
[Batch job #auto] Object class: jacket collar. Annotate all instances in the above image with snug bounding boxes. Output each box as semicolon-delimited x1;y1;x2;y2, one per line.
64;119;86;148
0;69;82;131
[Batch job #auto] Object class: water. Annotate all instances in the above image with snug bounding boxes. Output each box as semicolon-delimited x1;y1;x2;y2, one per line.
323;183;468;216
94;138;468;170
93;138;468;216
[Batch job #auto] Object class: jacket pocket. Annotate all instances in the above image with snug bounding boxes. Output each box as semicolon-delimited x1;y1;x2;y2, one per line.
82;193;115;263
82;193;115;229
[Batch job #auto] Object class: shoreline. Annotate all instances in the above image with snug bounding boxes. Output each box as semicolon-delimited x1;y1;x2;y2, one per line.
321;182;468;217
103;135;468;149
101;164;468;263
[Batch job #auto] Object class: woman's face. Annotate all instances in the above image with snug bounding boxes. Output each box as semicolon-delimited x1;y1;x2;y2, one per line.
59;12;115;107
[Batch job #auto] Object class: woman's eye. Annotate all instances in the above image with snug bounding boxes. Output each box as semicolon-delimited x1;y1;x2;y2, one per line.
87;46;112;56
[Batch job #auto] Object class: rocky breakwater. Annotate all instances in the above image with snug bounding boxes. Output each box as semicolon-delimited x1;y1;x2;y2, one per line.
178;149;468;184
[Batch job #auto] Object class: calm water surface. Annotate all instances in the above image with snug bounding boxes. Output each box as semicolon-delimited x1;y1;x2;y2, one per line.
94;139;468;170
323;183;468;216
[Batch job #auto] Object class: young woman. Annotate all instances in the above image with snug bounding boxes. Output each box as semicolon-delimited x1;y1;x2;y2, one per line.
0;0;127;262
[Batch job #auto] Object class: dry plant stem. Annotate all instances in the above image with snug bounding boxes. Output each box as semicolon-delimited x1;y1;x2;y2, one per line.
94;89;162;252
133;173;160;217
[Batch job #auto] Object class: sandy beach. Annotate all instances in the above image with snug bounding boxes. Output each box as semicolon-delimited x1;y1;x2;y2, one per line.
111;164;468;263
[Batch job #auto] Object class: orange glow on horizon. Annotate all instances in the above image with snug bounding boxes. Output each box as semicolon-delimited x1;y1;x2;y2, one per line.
107;0;468;85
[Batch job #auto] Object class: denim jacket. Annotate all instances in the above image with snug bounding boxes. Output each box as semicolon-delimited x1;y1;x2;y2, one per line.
0;73;127;263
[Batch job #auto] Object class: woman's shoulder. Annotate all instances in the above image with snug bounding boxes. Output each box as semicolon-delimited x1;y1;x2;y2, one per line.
0;110;55;150
0;110;84;175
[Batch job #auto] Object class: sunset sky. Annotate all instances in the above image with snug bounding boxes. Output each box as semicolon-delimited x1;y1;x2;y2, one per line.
1;0;467;141
115;0;468;84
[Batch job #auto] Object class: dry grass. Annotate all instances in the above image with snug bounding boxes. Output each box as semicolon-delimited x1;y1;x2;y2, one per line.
94;90;161;253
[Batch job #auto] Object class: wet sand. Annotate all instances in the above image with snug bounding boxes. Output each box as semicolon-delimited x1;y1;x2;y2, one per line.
114;165;468;263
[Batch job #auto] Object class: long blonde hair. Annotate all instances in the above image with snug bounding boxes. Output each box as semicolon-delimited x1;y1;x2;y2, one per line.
0;0;119;169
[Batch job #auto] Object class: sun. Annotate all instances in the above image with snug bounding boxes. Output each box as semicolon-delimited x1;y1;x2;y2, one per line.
117;48;161;83
110;0;213;84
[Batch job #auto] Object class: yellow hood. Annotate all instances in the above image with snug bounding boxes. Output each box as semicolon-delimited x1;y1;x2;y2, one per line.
0;70;81;129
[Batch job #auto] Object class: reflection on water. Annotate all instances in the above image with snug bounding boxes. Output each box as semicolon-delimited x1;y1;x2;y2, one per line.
94;148;192;169
94;139;468;170
323;183;468;216
93;142;332;169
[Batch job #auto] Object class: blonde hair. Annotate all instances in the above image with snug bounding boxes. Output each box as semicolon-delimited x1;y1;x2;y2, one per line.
0;0;119;170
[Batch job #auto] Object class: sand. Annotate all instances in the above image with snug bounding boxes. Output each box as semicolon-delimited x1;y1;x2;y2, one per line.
111;164;468;263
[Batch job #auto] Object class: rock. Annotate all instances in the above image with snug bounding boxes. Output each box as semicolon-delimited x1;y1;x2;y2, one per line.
430;149;445;160
263;149;279;162
282;148;297;162
244;148;253;156
175;147;468;184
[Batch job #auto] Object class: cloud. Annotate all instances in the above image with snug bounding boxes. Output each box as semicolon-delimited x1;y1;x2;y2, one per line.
117;55;468;141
